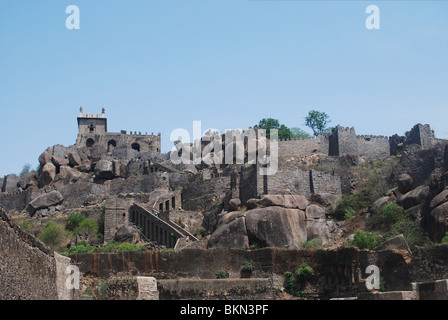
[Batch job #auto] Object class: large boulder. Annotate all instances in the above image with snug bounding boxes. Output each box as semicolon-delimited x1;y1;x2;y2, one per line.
114;225;140;244
38;162;56;188
244;207;306;248
375;234;411;253
397;185;429;210
27;190;64;216
430;189;448;210
306;218;332;243
228;198;242;212
305;204;325;220
397;174;414;194
51;156;69;168
95;160;114;179
38;151;52;166
207;217;249;249
256;194;309;210
216;211;246;227
310;193;340;208
427;202;448;241
68;152;82;167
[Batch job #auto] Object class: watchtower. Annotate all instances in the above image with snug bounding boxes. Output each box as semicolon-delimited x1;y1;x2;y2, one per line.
77;107;108;135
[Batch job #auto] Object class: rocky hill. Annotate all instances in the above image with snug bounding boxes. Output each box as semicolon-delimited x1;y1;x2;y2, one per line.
2;120;448;300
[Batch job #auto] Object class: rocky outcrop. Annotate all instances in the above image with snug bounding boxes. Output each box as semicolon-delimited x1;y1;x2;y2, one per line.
114;225;140;244
95;160;114;180
38;163;57;188
27;190;64;216
208;195;338;249
375;234;411;253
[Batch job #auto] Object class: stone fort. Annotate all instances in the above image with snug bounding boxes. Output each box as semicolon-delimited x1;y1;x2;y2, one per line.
75;108;161;153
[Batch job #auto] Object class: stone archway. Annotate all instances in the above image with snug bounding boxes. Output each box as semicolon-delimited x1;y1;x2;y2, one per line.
131;142;140;152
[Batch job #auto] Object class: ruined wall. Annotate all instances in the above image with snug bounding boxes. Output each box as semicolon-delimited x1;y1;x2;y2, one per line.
0;208;72;300
265;162;345;198
70;247;414;299
277;138;321;158
334;127;390;159
0;187;44;212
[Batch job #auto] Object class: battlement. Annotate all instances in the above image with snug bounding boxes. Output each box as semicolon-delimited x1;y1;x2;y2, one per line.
75;108;161;153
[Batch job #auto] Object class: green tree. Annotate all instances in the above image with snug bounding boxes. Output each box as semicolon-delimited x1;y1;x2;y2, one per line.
290;127;311;139
19;164;32;177
305;110;330;137
66;212;85;232
258;118;280;139
75;218;98;235
278;124;293;140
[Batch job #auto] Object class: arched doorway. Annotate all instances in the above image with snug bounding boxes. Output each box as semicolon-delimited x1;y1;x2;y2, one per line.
131;142;140;152
107;140;117;152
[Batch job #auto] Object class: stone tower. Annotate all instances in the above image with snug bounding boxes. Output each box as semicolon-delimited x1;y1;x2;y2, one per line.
77;107;108;135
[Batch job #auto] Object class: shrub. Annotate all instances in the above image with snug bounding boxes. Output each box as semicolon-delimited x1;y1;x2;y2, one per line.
349;231;382;250
333;192;370;220
387;218;426;249
301;238;324;250
241;261;254;272
62;240;146;256
75;218;98;235
215;270;230;279
295;263;314;285
40;222;69;250
66;212;85;232
441;232;448;244
380;203;405;226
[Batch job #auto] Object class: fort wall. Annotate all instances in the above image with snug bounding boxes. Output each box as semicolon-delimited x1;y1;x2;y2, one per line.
0;208;72;300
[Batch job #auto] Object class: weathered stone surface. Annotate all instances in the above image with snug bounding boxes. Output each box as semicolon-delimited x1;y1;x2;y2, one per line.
38;151;52;166
51;156;69;168
256;194;309;210
27;190;64;216
39;163;56;188
217;211;245;227
430;189;448;210
375;234;411;253
427;202;448;241
245;207;306;248
95;160;114;179
397;185;429;210
207;217;249;249
305;204;325;220
67;152;81;167
246;198;260;209
258;194;284;207
306;218;331;243
114;225;140;244
398;174;414;194
228;198;241;212
284;195;309;210
311;193;340;207
406;204;424;220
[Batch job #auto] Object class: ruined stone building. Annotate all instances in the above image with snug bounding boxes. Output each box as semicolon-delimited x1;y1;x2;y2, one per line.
75;108;161;153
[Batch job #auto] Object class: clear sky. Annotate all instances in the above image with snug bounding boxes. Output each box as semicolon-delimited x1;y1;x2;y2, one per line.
1;0;447;177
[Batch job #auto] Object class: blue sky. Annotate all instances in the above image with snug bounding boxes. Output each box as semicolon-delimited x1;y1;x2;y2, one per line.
0;0;447;176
